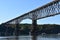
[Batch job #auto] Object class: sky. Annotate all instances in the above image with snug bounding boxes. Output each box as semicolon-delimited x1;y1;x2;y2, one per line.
0;0;60;24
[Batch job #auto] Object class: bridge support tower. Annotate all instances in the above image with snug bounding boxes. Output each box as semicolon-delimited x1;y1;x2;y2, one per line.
31;20;37;40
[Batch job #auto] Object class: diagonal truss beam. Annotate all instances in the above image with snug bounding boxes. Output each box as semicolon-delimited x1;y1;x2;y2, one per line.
3;0;60;24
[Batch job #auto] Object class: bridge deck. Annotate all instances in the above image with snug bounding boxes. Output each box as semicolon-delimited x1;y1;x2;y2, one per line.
2;0;60;24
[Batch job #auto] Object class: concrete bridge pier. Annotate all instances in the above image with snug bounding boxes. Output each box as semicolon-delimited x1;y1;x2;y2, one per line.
31;20;37;40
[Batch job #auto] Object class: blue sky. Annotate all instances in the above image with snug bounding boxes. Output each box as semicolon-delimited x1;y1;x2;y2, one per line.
0;0;60;24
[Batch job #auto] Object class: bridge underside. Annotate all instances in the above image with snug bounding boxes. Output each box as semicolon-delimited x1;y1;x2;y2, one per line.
1;0;60;40
1;0;59;24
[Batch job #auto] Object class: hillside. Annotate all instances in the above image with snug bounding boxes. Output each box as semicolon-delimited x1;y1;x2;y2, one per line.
0;24;60;36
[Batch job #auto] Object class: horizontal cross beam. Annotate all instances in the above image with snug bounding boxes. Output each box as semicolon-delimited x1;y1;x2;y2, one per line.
2;0;60;24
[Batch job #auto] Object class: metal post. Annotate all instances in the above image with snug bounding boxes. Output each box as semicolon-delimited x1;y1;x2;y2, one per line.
15;20;19;40
31;20;37;40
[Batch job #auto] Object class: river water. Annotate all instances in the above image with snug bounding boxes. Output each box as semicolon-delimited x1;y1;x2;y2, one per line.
0;34;60;40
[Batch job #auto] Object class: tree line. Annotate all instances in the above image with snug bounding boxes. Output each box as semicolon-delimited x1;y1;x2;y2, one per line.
0;24;60;36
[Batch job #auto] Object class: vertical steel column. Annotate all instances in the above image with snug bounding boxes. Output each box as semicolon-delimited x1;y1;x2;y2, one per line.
15;20;19;40
31;20;37;40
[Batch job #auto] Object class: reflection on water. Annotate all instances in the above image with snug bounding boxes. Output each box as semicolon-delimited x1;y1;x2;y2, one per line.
0;34;60;40
37;34;60;40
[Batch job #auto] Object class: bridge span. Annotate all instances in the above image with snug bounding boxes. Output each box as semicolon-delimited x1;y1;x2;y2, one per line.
1;0;60;40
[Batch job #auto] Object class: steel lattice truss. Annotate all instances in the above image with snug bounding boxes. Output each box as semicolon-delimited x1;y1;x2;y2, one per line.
1;0;60;36
2;0;60;24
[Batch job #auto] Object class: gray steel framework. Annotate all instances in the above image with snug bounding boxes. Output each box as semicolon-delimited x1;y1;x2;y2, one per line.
1;0;60;40
3;0;60;24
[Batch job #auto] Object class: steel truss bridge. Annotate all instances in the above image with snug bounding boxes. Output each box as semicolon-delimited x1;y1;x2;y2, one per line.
1;0;60;40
